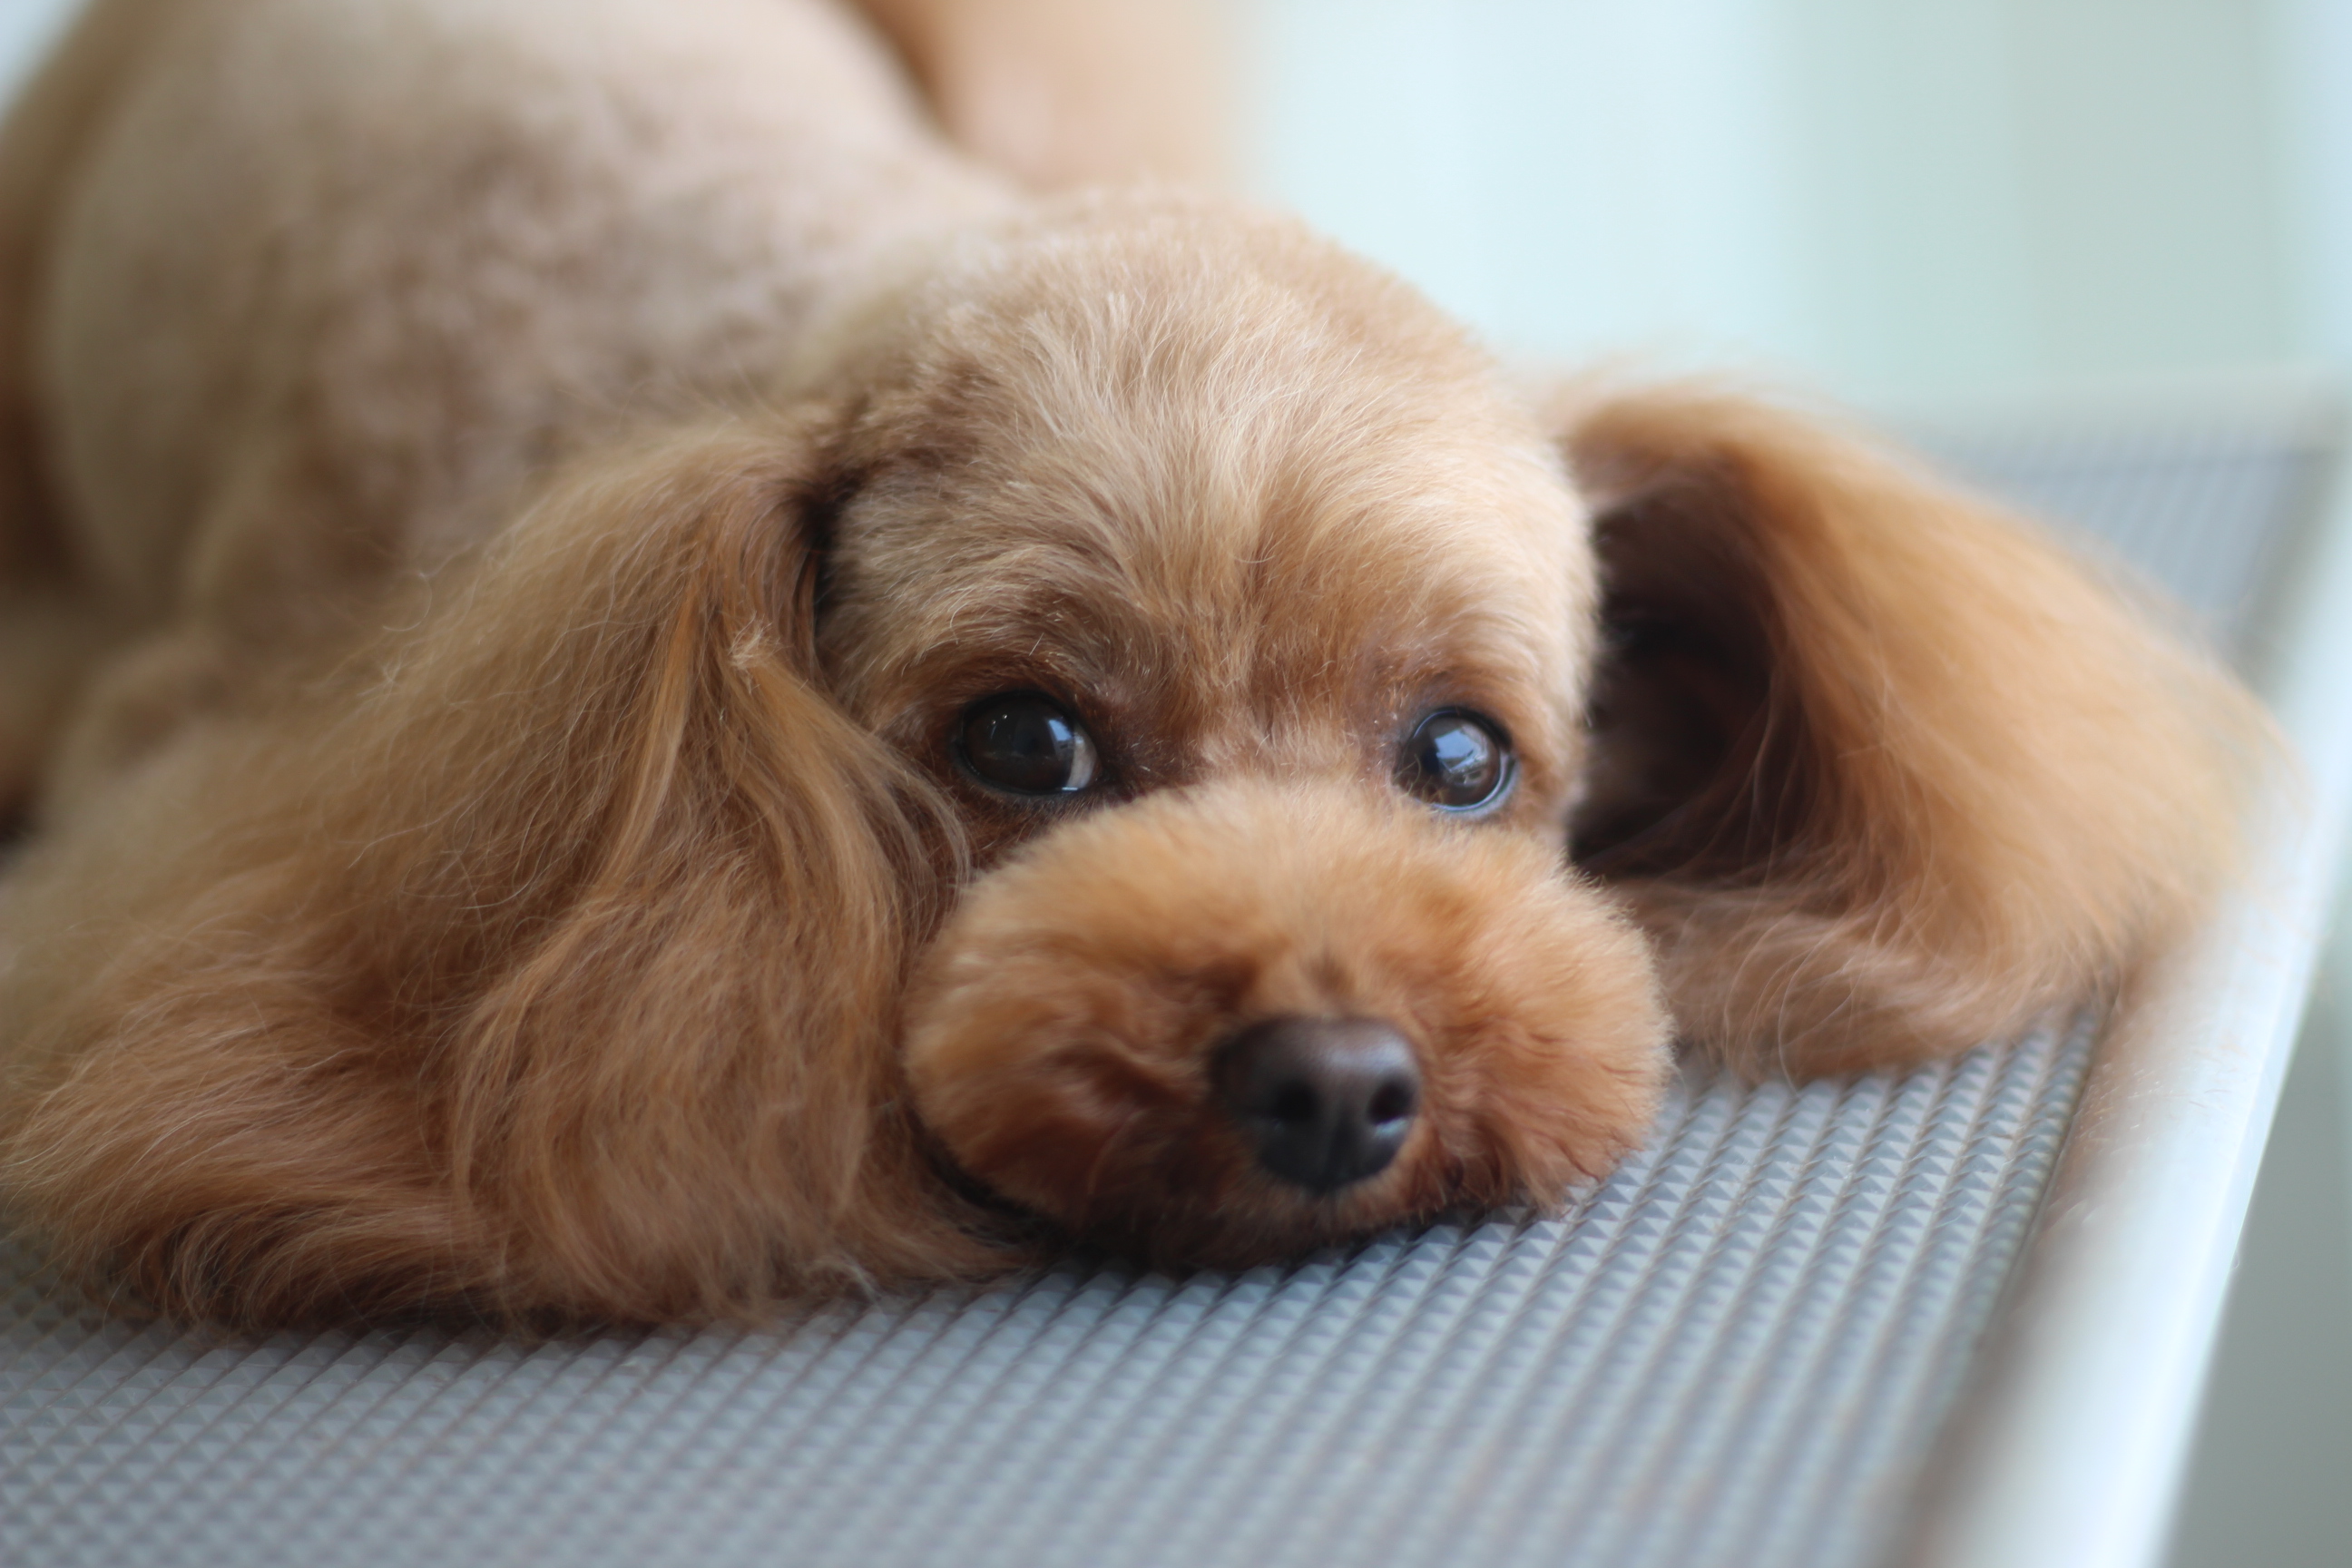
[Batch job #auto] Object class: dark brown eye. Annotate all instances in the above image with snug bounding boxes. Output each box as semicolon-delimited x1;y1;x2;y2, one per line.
1399;710;1512;811
956;692;1101;797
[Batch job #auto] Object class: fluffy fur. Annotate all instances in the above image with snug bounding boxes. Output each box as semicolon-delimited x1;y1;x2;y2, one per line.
0;0;2256;1327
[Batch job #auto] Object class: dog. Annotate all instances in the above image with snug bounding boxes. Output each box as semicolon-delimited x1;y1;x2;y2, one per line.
0;0;2256;1328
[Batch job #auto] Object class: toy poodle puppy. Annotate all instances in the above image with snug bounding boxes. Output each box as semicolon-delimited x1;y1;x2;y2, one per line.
0;0;2253;1327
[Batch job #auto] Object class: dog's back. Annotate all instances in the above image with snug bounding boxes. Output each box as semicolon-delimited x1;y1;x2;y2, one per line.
0;0;182;816
39;0;1005;608
0;0;1214;820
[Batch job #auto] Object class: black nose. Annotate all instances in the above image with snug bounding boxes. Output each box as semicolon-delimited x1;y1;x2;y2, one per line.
1212;1016;1421;1194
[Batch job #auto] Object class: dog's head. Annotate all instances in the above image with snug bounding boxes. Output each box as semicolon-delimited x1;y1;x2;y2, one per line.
808;205;1671;1261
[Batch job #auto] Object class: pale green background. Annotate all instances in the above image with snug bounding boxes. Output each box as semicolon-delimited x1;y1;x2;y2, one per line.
1240;0;2346;406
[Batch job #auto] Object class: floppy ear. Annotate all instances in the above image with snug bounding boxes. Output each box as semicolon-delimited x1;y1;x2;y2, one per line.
0;410;1000;1327
1557;385;2259;1075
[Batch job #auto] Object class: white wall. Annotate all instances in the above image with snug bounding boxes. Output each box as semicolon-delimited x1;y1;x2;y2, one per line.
1242;0;2314;405
1243;0;1813;379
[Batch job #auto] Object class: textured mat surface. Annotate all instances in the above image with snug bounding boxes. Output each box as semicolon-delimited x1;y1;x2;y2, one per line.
2;405;2333;1568
1918;403;2337;649
4;1019;2090;1568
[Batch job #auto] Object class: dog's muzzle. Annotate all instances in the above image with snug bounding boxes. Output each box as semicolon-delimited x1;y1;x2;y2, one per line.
898;779;1671;1267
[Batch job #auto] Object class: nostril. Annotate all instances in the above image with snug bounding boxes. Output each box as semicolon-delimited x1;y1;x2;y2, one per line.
1367;1078;1416;1128
1212;1015;1423;1195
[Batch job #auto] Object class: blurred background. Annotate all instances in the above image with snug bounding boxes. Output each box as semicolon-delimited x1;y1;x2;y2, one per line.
1240;0;2348;408
1;0;2345;1561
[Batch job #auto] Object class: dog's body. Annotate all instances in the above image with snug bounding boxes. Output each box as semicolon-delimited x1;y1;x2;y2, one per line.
0;0;2255;1326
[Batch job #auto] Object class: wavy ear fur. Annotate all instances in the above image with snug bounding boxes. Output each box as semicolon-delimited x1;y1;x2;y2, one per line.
0;411;998;1328
1560;386;2260;1075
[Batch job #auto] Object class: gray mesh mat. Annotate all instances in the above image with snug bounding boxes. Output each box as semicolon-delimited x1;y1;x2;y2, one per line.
1916;405;2337;649
4;1020;2090;1568
2;403;2334;1568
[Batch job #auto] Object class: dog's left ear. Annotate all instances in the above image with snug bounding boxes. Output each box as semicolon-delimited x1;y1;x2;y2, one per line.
1556;385;2260;1074
0;407;1004;1327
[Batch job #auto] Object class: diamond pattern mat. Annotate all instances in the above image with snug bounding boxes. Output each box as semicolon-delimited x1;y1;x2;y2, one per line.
3;1018;2090;1568
3;404;2333;1568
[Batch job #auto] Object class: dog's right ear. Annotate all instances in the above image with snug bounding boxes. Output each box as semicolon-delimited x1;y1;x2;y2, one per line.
0;408;1007;1328
1555;385;2261;1077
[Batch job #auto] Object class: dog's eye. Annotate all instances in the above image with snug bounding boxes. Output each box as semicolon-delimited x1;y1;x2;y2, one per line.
956;692;1102;797
1399;710;1513;811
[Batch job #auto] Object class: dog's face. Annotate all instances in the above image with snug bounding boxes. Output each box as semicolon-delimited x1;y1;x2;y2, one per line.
803;210;1672;1263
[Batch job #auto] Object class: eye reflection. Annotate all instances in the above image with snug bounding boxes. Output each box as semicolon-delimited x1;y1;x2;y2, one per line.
956;692;1102;797
1399;710;1512;811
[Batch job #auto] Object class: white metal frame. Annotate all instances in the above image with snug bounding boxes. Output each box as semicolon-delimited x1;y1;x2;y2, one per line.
1901;405;2352;1568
